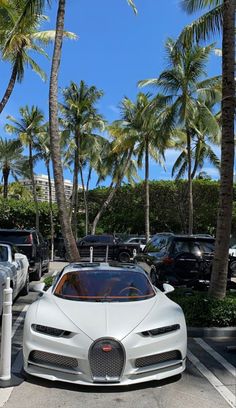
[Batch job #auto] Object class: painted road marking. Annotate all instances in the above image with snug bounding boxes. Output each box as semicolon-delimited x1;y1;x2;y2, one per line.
194;338;236;378
188;349;236;408
12;305;29;338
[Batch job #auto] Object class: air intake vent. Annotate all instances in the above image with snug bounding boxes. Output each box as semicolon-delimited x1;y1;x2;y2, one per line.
29;350;78;370
135;350;181;368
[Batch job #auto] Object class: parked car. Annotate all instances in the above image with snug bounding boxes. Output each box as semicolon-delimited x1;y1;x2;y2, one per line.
229;244;236;257
135;233;232;288
123;236;146;251
0;243;29;314
77;234;141;262
23;261;187;386
0;229;49;281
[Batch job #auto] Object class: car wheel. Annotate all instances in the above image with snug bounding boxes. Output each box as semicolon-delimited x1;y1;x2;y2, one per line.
118;251;131;262
20;272;29;296
230;260;236;277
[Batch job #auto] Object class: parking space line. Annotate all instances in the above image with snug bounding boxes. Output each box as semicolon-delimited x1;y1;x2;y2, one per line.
12;305;29;338
188;349;236;408
194;338;236;378
0;388;13;408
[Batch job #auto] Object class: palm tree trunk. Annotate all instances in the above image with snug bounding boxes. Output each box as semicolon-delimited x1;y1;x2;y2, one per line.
0;60;18;114
209;0;235;299
49;0;80;262
79;163;88;235
29;142;39;231
145;136;150;242
71;136;79;239
2;167;10;199
186;128;193;234
46;160;54;261
91;151;132;234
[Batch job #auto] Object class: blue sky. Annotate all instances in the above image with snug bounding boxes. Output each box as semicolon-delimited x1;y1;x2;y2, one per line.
0;0;222;187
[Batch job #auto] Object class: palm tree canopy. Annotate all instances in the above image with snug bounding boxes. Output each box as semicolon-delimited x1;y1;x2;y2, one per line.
179;0;223;44
0;0;77;82
0;137;29;179
5;105;45;145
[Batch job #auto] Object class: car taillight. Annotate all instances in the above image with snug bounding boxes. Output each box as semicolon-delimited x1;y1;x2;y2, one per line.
163;256;174;265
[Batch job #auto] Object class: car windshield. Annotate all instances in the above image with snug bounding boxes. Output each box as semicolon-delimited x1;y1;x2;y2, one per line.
53;269;155;302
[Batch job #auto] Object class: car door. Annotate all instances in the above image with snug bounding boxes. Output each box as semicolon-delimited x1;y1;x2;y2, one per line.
172;239;202;283
136;235;169;274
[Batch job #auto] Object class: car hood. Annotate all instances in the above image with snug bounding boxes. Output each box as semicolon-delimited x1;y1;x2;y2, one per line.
51;295;158;341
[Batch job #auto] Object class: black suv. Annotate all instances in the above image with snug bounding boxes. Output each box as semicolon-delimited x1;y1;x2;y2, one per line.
0;229;49;281
135;233;231;288
77;234;141;262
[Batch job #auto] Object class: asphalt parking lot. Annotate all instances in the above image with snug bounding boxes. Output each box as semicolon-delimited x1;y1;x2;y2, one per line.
0;262;235;408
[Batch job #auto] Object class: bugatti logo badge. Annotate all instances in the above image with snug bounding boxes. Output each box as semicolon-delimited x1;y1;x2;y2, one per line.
102;344;112;352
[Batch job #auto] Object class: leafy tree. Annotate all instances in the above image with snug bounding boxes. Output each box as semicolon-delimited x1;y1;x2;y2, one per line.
139;39;221;235
5;105;44;230
110;93;172;241
179;0;236;300
0;138;29;198
48;0;136;259
60;80;105;237
0;0;76;114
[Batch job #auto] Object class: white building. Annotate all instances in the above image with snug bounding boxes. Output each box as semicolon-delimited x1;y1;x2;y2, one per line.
19;174;75;203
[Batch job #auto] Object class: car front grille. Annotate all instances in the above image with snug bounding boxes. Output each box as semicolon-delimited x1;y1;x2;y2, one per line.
29;350;79;370
89;338;125;382
135;350;182;368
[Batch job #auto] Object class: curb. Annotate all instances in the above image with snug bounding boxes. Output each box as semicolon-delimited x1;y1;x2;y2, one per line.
187;326;236;338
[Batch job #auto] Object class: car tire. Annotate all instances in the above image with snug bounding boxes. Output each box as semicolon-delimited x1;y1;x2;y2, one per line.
20;272;29;296
118;251;131;263
229;260;236;277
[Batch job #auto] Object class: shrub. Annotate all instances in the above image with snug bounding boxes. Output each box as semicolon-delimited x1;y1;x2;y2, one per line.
169;290;236;327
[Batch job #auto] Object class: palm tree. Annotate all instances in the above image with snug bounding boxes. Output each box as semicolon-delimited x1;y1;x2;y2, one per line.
60;80;105;238
49;0;80;261
172;99;221;181
139;39;221;235
34;129;55;260
91;136;138;235
179;0;236;299
49;0;136;260
103;93;171;241
0;0;76;114
5;106;44;230
0;138;29;198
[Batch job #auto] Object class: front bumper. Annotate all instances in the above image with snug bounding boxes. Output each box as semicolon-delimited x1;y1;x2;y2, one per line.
23;326;187;386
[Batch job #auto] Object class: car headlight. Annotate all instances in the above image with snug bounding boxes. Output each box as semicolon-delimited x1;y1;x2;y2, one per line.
31;324;71;337
142;324;180;337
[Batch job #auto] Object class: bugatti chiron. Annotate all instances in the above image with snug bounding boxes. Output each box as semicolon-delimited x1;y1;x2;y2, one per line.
23;262;187;386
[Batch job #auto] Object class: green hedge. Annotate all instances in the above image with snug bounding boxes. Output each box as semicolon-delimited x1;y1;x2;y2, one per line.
79;179;231;236
169;290;236;327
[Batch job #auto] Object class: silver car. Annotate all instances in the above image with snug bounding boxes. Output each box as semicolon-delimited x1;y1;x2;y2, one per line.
0;243;29;314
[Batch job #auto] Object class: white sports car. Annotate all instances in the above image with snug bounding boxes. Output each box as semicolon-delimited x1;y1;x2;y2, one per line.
23;262;187;386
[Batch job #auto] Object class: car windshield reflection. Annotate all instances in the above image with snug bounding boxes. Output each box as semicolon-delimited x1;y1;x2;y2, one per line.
53;270;155;302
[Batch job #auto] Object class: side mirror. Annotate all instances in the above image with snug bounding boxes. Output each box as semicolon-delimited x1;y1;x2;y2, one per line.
163;283;175;294
30;282;45;293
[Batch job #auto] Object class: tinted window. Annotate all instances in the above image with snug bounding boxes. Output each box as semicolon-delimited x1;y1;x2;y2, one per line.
0;231;32;245
54;270;155;302
146;235;169;253
0;246;8;262
173;240;201;256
